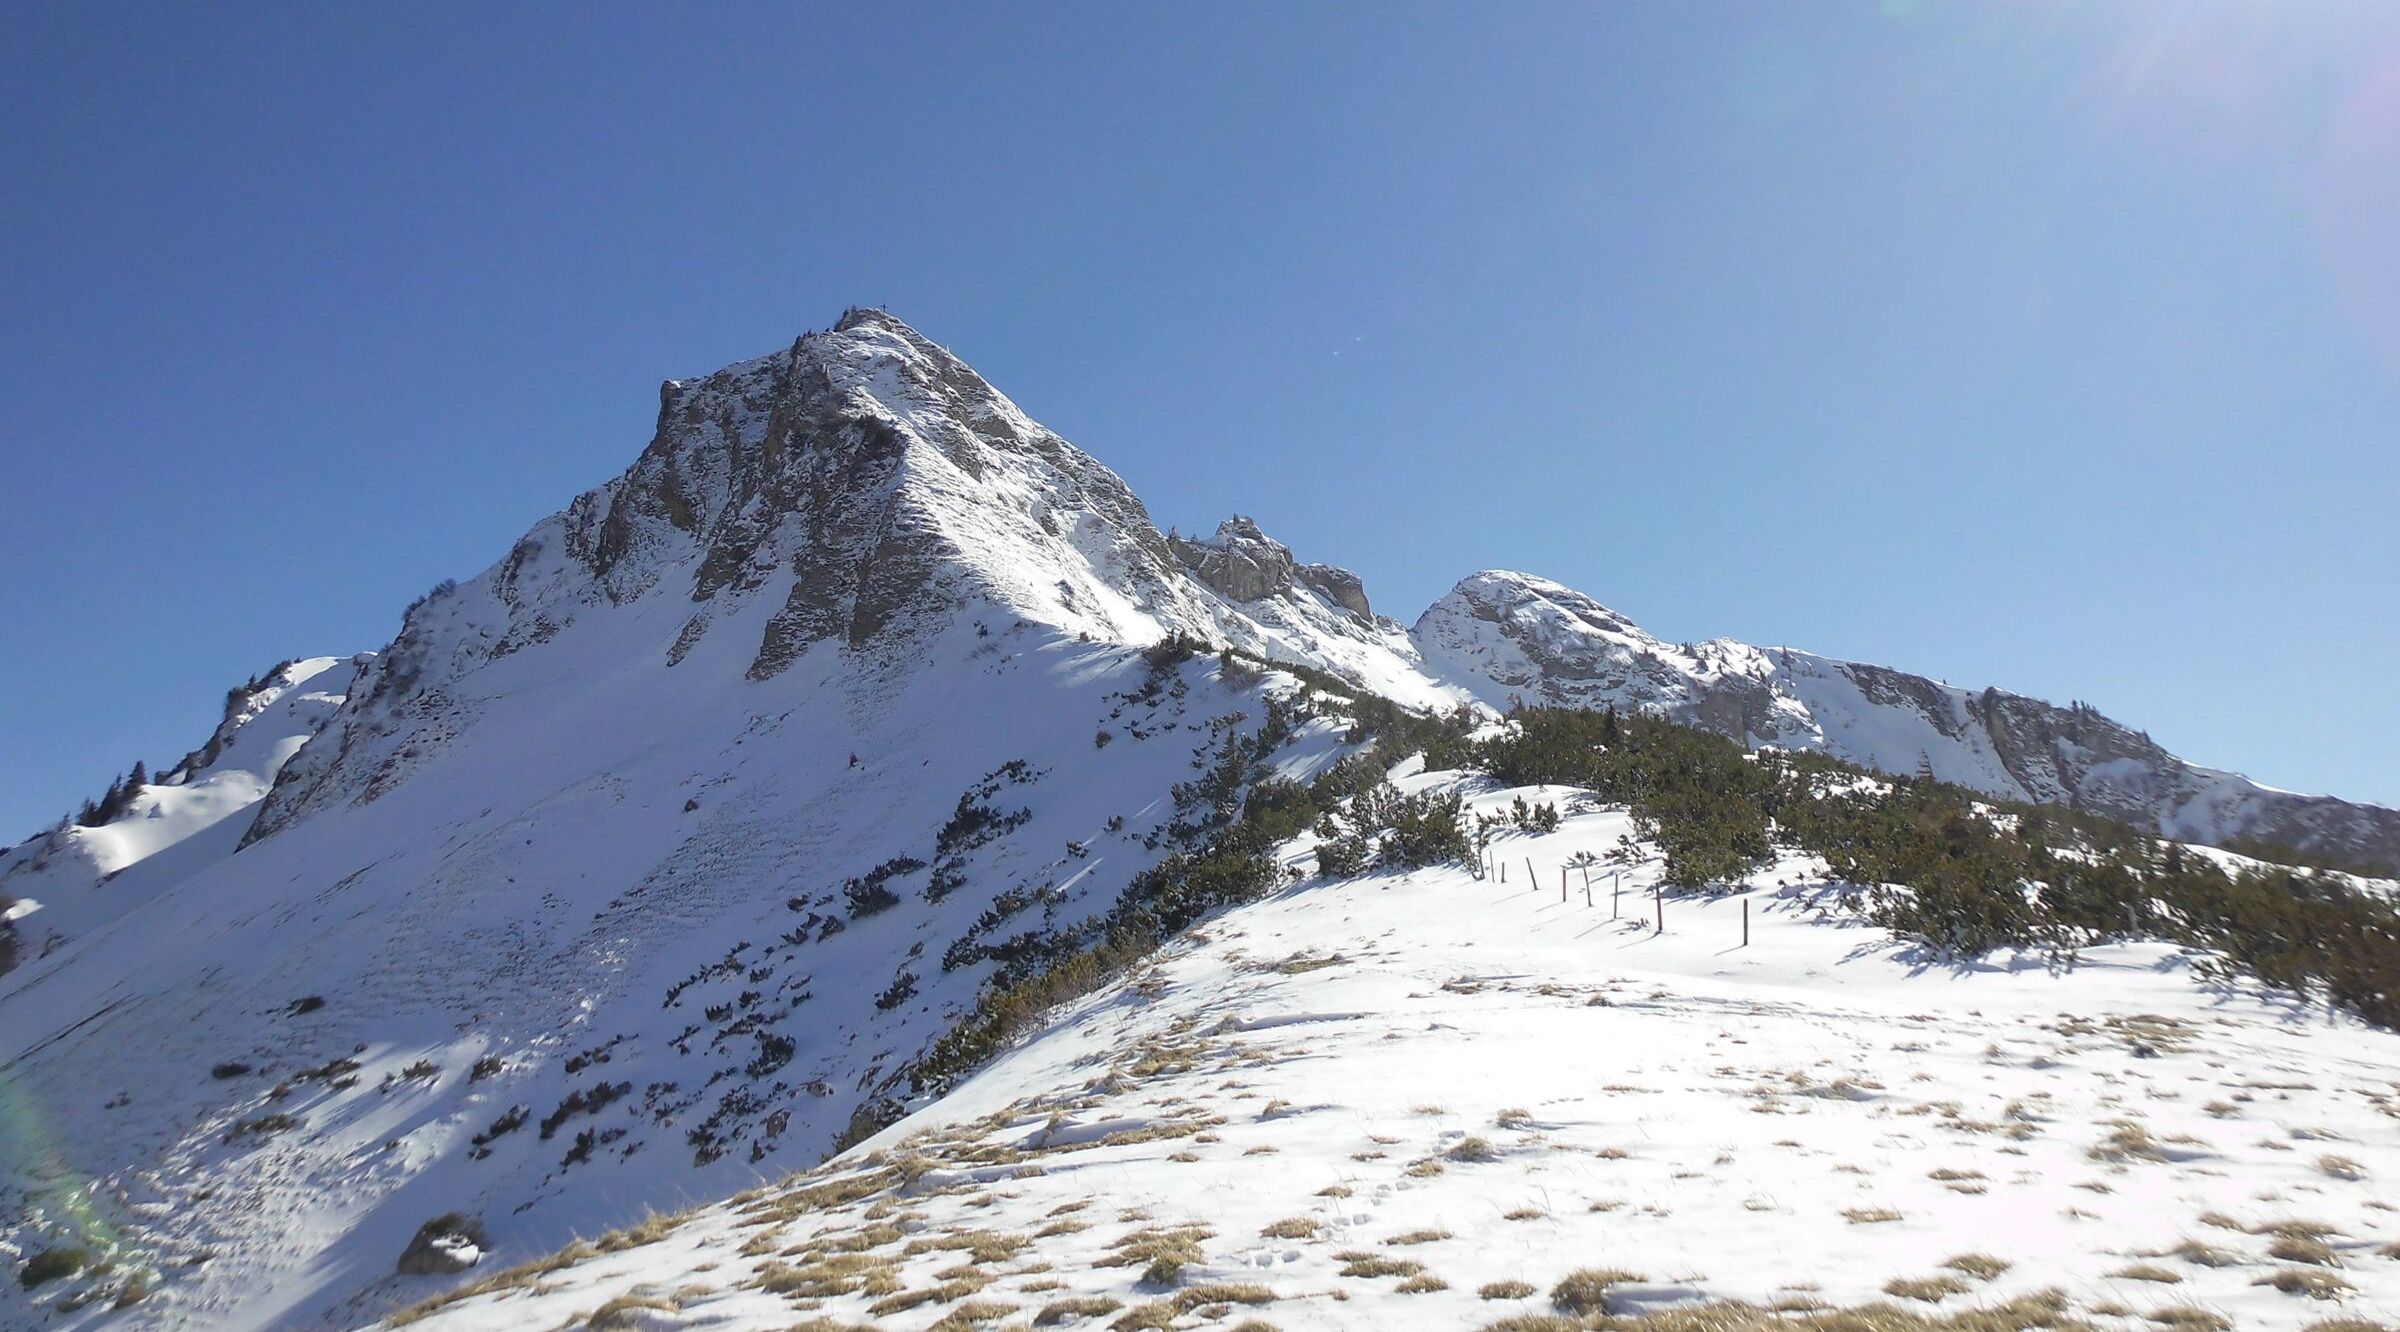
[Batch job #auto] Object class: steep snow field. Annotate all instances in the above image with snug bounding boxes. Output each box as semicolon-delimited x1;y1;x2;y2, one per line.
0;628;1347;1331
395;774;2399;1332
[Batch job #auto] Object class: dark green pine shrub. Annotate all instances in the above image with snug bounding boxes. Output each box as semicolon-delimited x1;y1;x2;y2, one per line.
19;1246;90;1289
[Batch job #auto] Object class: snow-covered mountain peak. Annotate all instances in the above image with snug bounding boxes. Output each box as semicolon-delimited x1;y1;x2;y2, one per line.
571;307;1199;659
0;654;364;968
1411;568;1751;715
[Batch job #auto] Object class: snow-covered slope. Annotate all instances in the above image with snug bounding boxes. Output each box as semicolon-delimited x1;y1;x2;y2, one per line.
4;309;2394;1330
381;770;2400;1332
1412;570;2400;872
0;312;1395;1330
0;656;363;969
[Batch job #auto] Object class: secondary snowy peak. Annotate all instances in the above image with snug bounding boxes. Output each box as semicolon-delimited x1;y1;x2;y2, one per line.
1410;570;2400;872
0;655;362;969
1412;570;1807;739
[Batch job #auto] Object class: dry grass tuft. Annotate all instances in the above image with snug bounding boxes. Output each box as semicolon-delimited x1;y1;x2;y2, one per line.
2090;1121;2169;1163
1551;1268;1646;1314
928;1300;1019;1330
2255;1268;2354;1300
2316;1155;2366;1181
2267;1235;2339;1267
1259;1216;1319;1239
1882;1275;1970;1303
585;1293;679;1330
1844;1208;1904;1225
1480;1279;1538;1300
1339;1253;1425;1279
1385;1229;1451;1246
2109;1264;2183;1283
1941;1254;2010;1281
2167;1239;2242;1268
1033;1295;1122;1325
866;1288;945;1317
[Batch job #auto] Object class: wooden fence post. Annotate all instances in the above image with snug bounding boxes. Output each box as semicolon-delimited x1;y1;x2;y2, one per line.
1743;898;1750;947
1526;857;1537;893
1655;885;1664;935
1560;867;1567;903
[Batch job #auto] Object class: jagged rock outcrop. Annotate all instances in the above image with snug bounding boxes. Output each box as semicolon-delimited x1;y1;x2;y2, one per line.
396;1215;487;1277
1169;516;1373;621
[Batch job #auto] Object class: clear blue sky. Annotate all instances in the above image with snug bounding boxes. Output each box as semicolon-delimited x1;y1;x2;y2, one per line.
4;2;2398;839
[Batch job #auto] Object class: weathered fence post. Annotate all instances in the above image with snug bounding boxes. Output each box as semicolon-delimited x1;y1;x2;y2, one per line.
1655;885;1664;935
1526;857;1537;893
1560;867;1567;903
1743;898;1750;947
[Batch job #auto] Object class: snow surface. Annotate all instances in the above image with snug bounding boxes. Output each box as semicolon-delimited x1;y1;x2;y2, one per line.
393;773;2400;1332
5;311;2395;1331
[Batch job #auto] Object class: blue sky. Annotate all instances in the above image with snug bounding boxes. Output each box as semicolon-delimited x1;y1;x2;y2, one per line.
4;2;2398;838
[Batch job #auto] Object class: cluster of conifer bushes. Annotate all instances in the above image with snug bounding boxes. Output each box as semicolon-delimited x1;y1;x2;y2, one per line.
906;657;2400;1116
1476;706;2400;1027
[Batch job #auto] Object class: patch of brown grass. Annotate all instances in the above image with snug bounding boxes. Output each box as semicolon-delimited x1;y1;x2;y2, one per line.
1883;1276;1970;1303
2255;1268;2352;1300
1032;1295;1122;1326
1551;1268;1646;1314
1941;1254;2010;1281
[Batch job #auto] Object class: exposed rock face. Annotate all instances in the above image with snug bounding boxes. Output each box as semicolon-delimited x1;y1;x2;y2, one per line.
1169;516;1373;621
396;1214;486;1277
